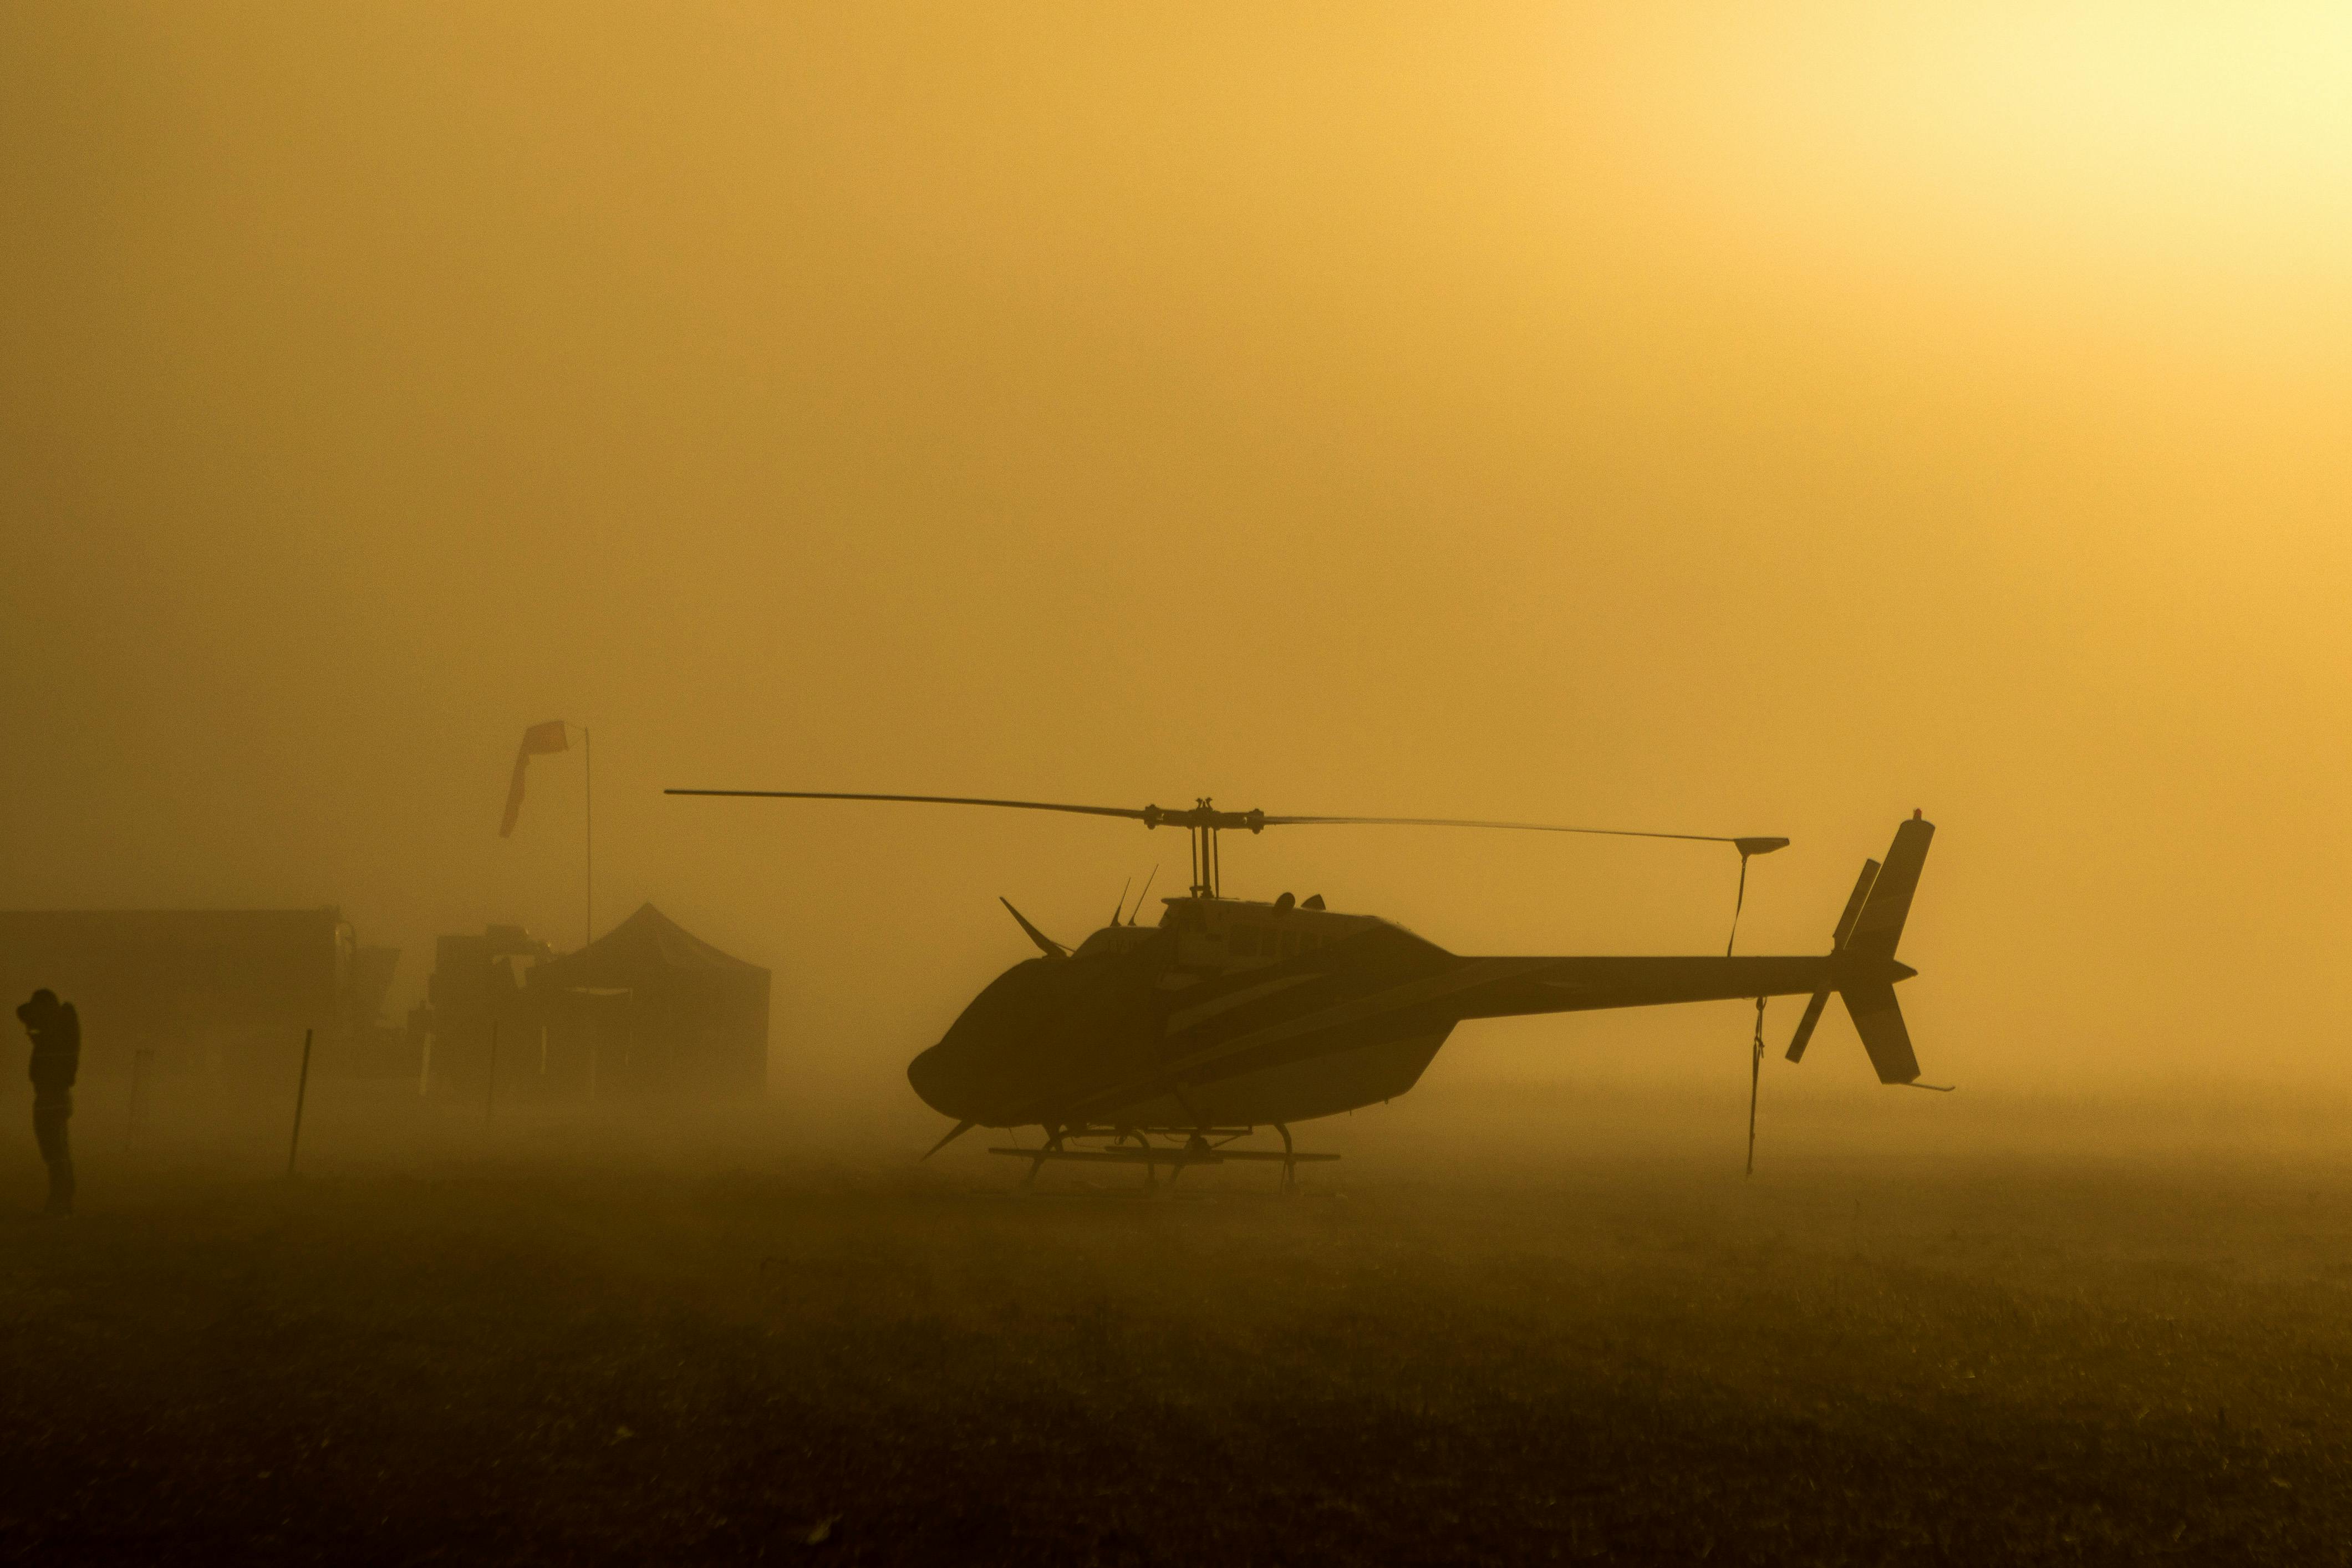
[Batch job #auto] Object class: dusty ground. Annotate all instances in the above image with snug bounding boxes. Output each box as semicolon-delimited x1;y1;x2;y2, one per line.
2;1086;2350;1565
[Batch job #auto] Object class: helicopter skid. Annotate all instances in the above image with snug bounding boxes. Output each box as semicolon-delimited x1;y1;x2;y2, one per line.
988;1125;1337;1192
983;1145;1338;1167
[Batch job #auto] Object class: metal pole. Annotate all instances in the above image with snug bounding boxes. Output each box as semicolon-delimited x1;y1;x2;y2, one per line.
286;1027;315;1178
583;725;593;946
124;1048;149;1157
1726;851;1751;958
486;1020;498;1123
1744;997;1765;1178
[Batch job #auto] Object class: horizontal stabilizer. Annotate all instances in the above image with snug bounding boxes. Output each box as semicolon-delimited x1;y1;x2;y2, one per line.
1842;982;1920;1085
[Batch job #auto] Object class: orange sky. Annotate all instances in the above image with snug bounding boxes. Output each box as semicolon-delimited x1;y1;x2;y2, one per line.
3;4;2346;1106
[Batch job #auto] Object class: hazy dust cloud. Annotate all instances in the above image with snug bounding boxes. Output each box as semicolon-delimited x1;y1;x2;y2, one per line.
11;12;2352;1563
3;9;2348;1104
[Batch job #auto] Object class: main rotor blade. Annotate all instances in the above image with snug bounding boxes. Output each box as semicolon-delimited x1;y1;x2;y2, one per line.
666;788;1784;848
665;788;1150;822
1259;814;1784;849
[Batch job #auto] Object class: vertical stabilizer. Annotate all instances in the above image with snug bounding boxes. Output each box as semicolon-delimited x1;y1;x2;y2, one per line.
1841;982;1921;1085
1786;815;1937;1085
1845;816;1933;960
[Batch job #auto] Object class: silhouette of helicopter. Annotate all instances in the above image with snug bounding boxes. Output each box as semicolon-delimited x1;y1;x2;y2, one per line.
669;788;1938;1184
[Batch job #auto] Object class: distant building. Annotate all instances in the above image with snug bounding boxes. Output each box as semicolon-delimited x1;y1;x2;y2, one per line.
0;909;404;1086
413;905;768;1103
411;924;554;1099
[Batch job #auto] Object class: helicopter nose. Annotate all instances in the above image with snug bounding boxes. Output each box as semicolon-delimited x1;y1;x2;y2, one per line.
906;1040;982;1121
910;956;1063;1122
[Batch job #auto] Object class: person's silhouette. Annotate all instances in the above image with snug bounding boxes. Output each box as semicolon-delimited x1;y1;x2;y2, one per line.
16;989;78;1215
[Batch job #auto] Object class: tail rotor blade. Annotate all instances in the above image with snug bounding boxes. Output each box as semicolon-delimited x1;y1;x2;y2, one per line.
1784;989;1832;1063
1786;856;1882;1063
1831;859;1882;951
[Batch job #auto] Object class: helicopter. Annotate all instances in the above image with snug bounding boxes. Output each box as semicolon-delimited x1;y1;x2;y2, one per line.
668;788;1940;1184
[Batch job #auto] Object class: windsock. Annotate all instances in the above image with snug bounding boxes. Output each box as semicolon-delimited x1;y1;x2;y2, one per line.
498;721;570;837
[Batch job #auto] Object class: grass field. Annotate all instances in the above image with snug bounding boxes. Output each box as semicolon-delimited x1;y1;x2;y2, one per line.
2;1083;2349;1565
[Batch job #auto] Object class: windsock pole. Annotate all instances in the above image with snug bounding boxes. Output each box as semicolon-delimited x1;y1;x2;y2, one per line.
582;725;593;947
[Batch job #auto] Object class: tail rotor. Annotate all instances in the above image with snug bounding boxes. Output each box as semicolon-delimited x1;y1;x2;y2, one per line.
1784;857;1882;1064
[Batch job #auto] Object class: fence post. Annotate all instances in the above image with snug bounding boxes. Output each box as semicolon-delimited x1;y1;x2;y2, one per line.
286;1027;314;1178
124;1048;151;1158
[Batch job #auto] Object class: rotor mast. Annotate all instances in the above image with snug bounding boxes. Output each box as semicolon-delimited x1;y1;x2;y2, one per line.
1147;798;1265;899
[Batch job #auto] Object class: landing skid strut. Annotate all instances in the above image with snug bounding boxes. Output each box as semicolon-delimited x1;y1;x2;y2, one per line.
988;1123;1335;1193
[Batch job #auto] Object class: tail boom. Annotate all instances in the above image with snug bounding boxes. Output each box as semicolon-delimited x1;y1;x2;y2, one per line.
1452;954;1841;1020
1453;816;1937;1085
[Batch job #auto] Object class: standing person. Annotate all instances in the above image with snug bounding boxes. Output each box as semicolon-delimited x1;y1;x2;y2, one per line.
16;989;79;1215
